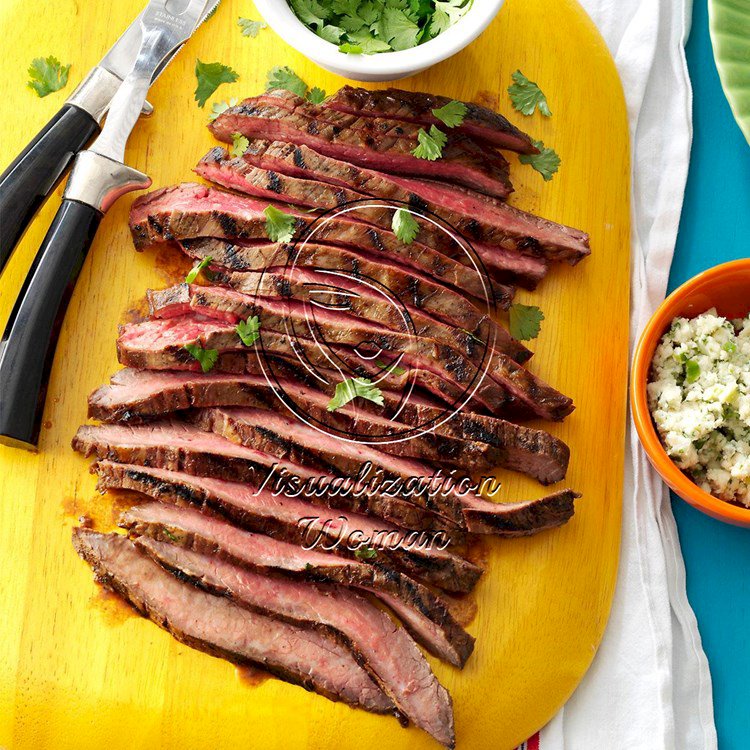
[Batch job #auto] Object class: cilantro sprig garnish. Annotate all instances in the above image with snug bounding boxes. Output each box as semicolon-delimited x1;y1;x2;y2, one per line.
508;70;551;117
238;17;267;38
392;208;419;245
209;98;237;122
412;125;447;161
194;60;238;108
287;0;474;55
519;140;561;181
27;56;70;97
432;100;467;128
327;378;384;412
230;132;249;158
236;315;261;346
354;546;378;560
509;303;544;341
267;66;326;104
183;343;219;372
264;205;296;242
185;255;212;284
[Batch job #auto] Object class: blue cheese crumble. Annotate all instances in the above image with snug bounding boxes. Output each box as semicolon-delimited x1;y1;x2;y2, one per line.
647;309;750;506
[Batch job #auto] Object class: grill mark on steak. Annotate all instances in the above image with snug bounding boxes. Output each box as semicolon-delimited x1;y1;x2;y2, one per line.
325;86;536;153
209;98;512;199
93;461;481;593
72;422;457;534
72;528;393;714
135;536;455;747
119;502;475;668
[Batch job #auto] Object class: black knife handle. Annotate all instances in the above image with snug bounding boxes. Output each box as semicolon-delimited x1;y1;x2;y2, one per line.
0;105;99;275
0;199;102;449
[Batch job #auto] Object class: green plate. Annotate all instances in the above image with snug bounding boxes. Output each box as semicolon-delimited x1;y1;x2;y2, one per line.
709;0;750;145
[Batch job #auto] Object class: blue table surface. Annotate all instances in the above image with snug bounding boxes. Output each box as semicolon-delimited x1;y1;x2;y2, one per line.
670;2;750;748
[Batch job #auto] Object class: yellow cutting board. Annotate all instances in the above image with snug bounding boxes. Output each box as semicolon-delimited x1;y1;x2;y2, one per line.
0;1;630;748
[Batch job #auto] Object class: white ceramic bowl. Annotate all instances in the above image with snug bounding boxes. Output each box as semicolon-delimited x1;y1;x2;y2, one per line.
253;1;505;82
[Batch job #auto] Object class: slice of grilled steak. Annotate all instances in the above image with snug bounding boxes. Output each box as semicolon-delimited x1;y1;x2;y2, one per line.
129;184;512;305
136;536;455;747
120;502;475;668
73;422;455;533
148;282;529;404
325;86;536;153
117;314;513;417
192;406;466;527
213;140;589;271
460;489;580;535
209;97;512;198
72;528;393;714
93;461;480;593
87;369;498;474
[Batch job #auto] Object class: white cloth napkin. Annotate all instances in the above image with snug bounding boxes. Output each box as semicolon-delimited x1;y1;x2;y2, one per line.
533;1;718;748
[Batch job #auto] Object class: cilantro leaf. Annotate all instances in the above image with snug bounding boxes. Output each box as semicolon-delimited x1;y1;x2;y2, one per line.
509;303;544;341
338;42;363;54
264;205;296;242
266;65;308;97
392;208;419;245
209;97;237;121
519;140;561;181
289;0;329;28
194;60;238;108
354;546;378;560
236;315;261;346
183;343;219;372
185;255;212;284
508;70;551;117
318;25;345;44
375;359;406;377
432;100;467;128
346;29;392;54
230;132;249;158
27;56;70;97
412;125;447;161
378;7;420;51
327;378;384;412
307;86;326;104
238;17;267;38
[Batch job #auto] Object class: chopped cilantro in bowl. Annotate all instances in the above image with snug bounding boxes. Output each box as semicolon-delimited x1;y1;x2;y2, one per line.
287;0;475;54
254;0;503;81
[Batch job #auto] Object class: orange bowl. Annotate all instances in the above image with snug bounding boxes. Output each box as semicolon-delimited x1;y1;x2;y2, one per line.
631;258;750;527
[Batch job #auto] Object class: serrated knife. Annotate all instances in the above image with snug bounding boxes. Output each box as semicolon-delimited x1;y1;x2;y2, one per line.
0;0;219;274
0;0;215;450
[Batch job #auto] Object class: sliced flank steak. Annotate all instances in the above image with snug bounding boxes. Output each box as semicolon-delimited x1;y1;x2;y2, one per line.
120;502;476;668
129;183;511;305
117;314;514;418
87;369;498;473
325;86;537;153
73;422;454;534
72;528;393;714
136;536;455;747
209;141;589;272
93;461;482;593
209;97;512;198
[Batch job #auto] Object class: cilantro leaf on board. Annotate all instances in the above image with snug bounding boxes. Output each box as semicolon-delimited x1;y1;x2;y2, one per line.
236;316;261;346
327;378;385;412
509;303;544;341
508;70;551;117
518;140;561;181
237;17;267;37
185;255;212;284
432;100;467;128
208;97;237;121
412;125;448;161
264;205;296;242
392;208;419;245
230;132;249;158
194;60;238;108
183;343;219;373
266;65;308;97
27;56;70;97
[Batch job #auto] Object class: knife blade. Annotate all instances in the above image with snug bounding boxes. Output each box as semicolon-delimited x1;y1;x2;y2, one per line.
0;0;214;450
